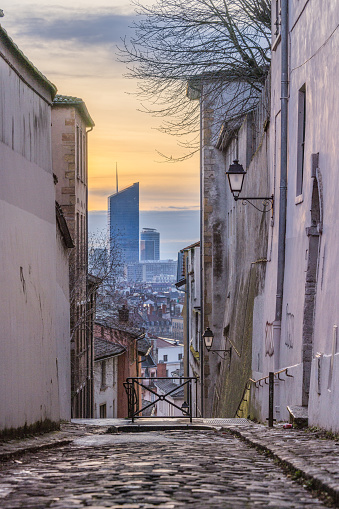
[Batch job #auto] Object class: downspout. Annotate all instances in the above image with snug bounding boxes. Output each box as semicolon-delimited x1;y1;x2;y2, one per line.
274;0;289;370
200;91;204;418
185;253;190;386
86;126;94;417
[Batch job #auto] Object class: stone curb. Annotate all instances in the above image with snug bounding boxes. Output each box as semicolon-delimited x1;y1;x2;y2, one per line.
0;438;73;461
221;425;339;507
107;424;215;433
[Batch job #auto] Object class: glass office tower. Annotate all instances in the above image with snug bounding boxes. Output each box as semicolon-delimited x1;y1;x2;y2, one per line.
108;182;139;264
140;228;160;261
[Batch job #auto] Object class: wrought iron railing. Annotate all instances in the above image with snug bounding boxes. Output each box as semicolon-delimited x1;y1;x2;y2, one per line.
123;377;198;422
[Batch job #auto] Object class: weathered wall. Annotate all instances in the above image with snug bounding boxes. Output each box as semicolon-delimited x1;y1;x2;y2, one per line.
201;79;271;417
251;0;339;431
0;40;62;432
201;90;229;416
52;104;91;418
55;226;72;421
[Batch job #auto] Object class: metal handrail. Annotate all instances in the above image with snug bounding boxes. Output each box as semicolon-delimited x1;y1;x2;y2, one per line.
235;366;295;421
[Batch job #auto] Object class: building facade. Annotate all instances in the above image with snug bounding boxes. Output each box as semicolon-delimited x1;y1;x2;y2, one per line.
52;95;95;418
195;0;339;432
0;26;72;434
108;183;139;265
127;260;177;284
94;336;125;419
176;242;201;416
249;0;339;431
140;228;160;261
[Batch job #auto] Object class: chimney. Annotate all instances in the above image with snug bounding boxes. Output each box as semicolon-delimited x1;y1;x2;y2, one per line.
157;362;167;378
119;304;129;323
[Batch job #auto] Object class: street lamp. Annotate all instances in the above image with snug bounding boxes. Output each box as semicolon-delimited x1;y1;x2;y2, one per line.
202;327;232;360
181;401;189;414
226;160;274;214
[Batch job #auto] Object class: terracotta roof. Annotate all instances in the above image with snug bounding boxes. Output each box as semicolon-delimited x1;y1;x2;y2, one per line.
155;338;176;348
53;94;95;127
94;337;125;361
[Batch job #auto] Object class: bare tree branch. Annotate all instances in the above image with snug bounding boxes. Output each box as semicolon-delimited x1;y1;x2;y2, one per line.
118;0;271;159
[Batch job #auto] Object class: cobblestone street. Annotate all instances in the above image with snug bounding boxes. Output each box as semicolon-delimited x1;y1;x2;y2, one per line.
0;428;330;508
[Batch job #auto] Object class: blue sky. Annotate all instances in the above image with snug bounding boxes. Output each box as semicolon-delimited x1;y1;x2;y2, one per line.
89;209;200;260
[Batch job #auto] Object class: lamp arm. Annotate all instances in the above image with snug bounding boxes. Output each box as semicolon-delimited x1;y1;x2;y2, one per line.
234;195;274;214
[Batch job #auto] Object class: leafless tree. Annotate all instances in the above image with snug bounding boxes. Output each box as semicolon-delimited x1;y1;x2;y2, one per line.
87;230;145;332
119;0;271;159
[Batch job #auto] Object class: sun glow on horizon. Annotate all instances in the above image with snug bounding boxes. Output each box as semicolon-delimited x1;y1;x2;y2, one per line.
0;0;200;212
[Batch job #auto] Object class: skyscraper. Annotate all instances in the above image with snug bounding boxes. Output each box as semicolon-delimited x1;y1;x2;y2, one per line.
140;228;160;261
108;183;139;264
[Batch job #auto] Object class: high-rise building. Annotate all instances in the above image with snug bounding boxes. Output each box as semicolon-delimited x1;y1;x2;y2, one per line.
140;228;160;261
108;183;139;264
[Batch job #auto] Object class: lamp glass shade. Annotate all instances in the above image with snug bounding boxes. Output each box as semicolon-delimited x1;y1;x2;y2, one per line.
226;160;246;197
203;327;214;350
181;401;189;410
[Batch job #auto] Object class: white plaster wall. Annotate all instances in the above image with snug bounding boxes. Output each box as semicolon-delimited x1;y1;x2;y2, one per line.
158;345;183;364
156;389;184;417
255;0;339;428
0;147;60;430
94;357;118;418
309;353;339;433
0;42;67;431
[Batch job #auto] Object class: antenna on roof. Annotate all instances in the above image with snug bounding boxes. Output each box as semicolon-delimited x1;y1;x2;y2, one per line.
116;162;119;194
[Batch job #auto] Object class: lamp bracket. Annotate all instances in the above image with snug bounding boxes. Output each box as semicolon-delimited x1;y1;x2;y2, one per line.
234;195;274;215
207;347;232;361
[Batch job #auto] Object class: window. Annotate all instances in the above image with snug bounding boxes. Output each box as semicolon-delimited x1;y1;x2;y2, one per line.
163;354;168;362
274;0;281;37
101;360;106;389
99;403;107;418
178;353;183;360
296;85;306;197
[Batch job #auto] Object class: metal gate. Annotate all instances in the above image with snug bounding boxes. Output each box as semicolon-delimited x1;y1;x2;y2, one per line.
123;377;198;422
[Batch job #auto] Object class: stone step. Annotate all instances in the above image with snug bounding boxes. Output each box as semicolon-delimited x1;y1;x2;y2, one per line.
287;405;308;428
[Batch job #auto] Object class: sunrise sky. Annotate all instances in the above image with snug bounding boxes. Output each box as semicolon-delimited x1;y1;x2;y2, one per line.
0;0;200;213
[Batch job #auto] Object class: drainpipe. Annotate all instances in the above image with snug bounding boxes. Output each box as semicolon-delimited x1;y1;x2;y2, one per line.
200;93;204;418
86;126;94;417
274;0;289;370
185;253;190;386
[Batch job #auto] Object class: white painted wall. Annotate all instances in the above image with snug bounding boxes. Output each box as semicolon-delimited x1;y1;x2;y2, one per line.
94;357;118;418
0;31;70;432
252;0;339;430
158;345;183;364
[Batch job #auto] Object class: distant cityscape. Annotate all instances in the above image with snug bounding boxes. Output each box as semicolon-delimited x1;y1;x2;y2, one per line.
90;180;186;351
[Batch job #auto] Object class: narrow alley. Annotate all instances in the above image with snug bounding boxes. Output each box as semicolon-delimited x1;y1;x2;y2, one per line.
0;424;332;508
